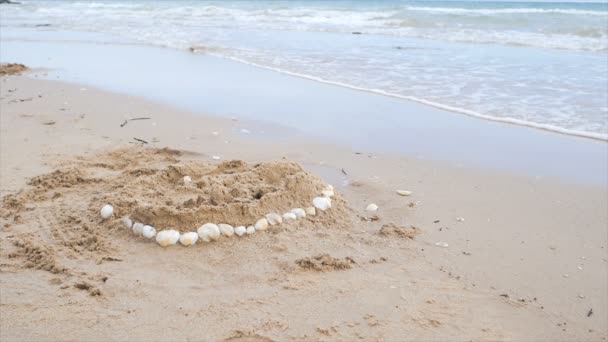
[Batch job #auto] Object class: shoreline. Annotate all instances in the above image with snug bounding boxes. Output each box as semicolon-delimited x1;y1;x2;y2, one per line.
3;29;607;141
2;25;607;142
1;75;607;340
206;52;608;142
1;33;607;185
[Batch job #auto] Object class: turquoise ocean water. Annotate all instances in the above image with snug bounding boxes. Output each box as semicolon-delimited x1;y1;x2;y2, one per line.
1;0;607;139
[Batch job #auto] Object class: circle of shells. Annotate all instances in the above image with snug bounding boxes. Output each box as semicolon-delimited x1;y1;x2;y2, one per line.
100;183;335;247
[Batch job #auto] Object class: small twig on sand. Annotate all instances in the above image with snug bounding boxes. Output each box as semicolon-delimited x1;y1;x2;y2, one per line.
341;168;348;175
120;117;151;127
133;137;148;144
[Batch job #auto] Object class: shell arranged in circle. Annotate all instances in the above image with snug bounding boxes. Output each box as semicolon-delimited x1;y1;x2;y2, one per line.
255;218;269;231
156;230;180;247
198;223;221;242
142;225;157;239
265;213;283;225
282;212;297;221
179;232;199;246
132;222;144;235
290;208;306;218
234;226;247;236
313;197;331;211
100;204;113;219
218;223;235;237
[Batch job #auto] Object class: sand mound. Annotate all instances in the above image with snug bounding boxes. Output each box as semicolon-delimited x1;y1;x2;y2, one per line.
124;158;330;230
1;146;349;259
377;223;420;239
295;254;356;271
0;63;27;76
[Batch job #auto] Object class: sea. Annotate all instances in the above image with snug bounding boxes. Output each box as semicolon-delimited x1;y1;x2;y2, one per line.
1;0;607;139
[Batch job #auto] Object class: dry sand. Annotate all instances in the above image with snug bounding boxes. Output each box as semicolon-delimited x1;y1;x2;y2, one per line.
1;72;607;341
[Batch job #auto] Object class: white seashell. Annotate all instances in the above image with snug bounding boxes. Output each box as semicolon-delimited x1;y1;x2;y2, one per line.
142;225;157;239
179;232;199;246
132;222;144;235
218;223;235;237
156;230;180;247
100;204;113;219
456;217;465;222
246;226;255;235
305;207;316;216
183;176;192;184
255;218;269;231
290;208;306;218
366;203;379;212
234;226;247;236
313;197;331;211
197;223;221;242
322;189;334;198
435;242;449;248
265;213;283;225
212;155;220;160
123;217;133;229
283;212;297;221
396;190;412;196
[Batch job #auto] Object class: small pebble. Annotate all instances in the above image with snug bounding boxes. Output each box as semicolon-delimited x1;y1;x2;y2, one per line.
396;190;412;196
246;226;255;235
435;242;449;248
365;203;378;212
212;155;220;160
456;217;465;222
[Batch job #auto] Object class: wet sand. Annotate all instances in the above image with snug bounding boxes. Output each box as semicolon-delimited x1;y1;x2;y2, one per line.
1;74;606;341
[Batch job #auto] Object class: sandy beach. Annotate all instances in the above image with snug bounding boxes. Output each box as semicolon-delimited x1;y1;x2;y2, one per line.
1;65;606;341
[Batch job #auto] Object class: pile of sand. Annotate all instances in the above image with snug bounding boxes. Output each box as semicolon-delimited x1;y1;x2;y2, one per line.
0;63;27;76
1;146;350;250
0;146;353;297
376;223;420;239
295;254;356;271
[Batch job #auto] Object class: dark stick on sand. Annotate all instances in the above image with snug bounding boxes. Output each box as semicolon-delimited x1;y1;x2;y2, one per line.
133;138;149;144
120;117;151;127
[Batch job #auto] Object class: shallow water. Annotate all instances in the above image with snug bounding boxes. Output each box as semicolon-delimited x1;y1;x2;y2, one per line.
1;0;607;139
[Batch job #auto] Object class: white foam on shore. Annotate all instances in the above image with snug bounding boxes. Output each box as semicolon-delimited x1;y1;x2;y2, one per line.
200;51;608;142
